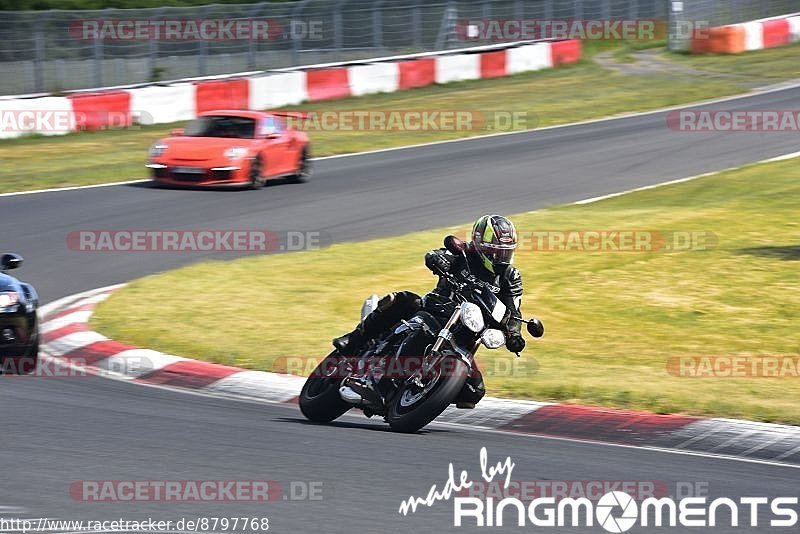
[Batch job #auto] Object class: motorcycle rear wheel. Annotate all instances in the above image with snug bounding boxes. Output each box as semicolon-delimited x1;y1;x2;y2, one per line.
299;351;351;423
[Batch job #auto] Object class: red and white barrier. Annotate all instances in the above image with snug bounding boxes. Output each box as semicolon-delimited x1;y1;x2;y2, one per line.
789;16;800;42
761;18;791;48
507;43;553;74
742;20;765;51
479;50;508;79
550;39;583;66
248;71;307;110
348;63;400;96
194;78;249;114
0;96;73;139
305;67;351;101
0;39;582;139
128;84;196;125
434;53;482;84
397;58;437;90
691;12;799;54
69;91;133;131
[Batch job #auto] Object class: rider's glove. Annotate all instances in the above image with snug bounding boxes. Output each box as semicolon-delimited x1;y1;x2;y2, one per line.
425;251;453;274
507;333;526;353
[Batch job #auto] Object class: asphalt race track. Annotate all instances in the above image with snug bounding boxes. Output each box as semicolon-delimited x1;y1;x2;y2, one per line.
1;376;797;533
2;86;800;532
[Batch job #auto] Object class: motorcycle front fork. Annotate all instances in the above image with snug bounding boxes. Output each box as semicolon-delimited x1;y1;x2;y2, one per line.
424;303;479;375
430;303;463;354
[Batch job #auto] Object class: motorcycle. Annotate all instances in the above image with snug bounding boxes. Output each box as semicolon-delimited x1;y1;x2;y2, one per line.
299;235;544;433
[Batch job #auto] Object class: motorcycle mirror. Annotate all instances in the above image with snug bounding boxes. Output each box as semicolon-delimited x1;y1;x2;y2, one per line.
443;235;465;255
0;253;23;271
526;317;544;338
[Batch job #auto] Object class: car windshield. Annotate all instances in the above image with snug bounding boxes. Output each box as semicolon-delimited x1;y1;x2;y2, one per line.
184;116;256;139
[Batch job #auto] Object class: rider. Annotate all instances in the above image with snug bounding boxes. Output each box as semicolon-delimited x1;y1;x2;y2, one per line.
332;214;526;408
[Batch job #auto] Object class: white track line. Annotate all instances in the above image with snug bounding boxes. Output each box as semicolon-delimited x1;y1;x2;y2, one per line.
3;81;800;198
572;150;800;205
0;179;150;198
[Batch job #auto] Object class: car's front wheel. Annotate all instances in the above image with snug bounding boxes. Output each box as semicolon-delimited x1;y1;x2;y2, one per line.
249;157;265;189
1;339;39;375
290;147;311;184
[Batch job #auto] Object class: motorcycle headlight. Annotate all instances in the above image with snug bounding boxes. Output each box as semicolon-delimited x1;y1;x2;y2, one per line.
481;329;506;349
460;302;485;333
0;291;20;311
149;143;168;157
224;147;248;160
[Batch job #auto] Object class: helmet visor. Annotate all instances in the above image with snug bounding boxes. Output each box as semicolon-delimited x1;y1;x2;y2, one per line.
479;243;515;265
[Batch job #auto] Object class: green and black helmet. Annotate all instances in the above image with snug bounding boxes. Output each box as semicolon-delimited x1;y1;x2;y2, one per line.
470;214;518;273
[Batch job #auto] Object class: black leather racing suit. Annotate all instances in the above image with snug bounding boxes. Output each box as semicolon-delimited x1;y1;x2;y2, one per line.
352;247;525;348
421;246;525;405
423;246;525;342
334;245;525;407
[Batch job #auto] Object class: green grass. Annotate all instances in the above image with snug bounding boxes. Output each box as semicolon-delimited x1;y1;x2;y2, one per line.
92;156;800;424
669;41;800;80
0;40;757;194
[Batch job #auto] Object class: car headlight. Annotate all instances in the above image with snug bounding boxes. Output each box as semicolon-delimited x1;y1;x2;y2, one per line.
224;147;248;160
0;291;20;311
149;143;168;157
460;302;485;333
481;329;506;349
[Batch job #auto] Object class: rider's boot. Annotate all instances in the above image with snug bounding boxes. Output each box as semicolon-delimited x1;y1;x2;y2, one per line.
332;293;400;354
332;325;366;354
334;291;423;407
455;367;486;409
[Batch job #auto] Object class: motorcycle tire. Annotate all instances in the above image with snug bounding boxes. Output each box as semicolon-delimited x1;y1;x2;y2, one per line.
387;350;468;433
299;351;351;423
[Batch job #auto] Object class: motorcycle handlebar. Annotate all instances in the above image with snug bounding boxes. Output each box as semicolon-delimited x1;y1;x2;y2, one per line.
436;268;529;356
438;270;468;294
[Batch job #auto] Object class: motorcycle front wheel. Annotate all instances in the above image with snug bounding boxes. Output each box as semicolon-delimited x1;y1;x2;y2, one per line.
299;351;351;423
387;350;468;433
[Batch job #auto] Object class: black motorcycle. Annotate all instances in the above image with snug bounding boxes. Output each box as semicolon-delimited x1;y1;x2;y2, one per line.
299;236;543;433
0;253;40;374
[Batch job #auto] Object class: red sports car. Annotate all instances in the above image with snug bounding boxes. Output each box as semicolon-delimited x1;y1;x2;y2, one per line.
146;110;311;189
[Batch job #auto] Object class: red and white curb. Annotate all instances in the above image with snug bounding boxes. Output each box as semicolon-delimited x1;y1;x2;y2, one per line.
38;285;800;464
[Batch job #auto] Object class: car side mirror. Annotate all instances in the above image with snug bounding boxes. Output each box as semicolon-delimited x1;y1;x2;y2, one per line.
526;317;544;338
1;253;23;271
443;235;465;255
170;128;184;136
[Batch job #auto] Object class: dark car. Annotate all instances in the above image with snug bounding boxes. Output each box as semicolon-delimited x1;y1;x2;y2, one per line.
0;253;39;374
